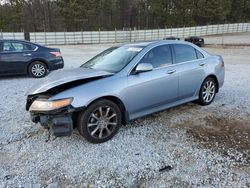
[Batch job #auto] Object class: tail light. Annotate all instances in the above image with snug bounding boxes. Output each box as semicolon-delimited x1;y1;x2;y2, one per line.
50;51;62;57
221;60;225;68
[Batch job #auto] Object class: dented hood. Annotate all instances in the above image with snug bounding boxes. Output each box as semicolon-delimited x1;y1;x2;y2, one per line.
27;68;113;95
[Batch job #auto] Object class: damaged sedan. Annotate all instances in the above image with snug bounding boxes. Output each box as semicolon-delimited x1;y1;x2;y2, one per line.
26;41;225;143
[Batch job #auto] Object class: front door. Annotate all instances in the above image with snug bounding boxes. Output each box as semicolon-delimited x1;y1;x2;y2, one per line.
0;41;33;75
125;44;179;118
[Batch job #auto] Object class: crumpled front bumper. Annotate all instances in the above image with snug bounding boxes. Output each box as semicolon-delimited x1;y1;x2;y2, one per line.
28;100;85;137
26;95;80;137
31;113;73;137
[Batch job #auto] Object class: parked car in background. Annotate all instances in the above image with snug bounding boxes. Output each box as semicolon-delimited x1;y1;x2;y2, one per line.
185;36;205;47
0;39;64;78
26;40;225;143
164;36;180;40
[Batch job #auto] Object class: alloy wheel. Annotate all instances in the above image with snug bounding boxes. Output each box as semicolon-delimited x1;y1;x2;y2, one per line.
87;106;118;139
31;64;46;77
202;80;216;103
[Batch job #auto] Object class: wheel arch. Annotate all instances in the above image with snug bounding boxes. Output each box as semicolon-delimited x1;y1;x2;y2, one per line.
204;74;219;93
85;95;129;125
26;59;49;74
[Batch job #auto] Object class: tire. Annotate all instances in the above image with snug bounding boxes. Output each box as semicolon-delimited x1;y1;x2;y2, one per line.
28;61;48;78
198;77;217;106
77;99;122;143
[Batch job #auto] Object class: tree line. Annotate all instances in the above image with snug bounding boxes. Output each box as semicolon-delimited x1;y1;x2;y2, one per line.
0;0;249;32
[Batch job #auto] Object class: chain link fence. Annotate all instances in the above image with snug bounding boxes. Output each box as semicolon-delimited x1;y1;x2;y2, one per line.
1;23;250;45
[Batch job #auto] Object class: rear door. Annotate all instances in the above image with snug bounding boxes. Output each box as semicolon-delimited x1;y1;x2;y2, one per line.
0;41;35;74
172;44;206;100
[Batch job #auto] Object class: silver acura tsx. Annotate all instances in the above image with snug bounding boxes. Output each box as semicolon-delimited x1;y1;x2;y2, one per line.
26;40;225;143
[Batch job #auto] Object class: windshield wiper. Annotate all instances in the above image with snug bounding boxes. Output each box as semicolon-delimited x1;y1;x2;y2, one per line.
81;66;93;69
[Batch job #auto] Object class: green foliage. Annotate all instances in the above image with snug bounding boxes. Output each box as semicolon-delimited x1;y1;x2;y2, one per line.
229;0;250;22
193;0;231;24
0;0;249;31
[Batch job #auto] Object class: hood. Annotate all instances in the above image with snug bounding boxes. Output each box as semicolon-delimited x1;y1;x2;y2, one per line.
27;68;113;95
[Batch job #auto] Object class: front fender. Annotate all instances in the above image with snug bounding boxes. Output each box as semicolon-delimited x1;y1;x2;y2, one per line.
49;76;128;109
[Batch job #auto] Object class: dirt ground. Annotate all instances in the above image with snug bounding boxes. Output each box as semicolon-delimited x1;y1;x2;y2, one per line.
174;109;250;164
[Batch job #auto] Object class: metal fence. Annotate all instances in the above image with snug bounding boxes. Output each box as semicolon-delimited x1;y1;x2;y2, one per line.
1;23;250;45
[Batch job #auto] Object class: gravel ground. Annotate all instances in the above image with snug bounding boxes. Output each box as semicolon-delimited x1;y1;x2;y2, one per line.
0;34;250;187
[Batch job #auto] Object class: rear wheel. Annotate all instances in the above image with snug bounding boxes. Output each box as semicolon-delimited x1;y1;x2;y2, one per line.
77;99;121;143
198;77;217;105
28;61;47;78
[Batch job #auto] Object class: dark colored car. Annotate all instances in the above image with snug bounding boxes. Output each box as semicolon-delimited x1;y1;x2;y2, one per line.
185;36;205;47
0;39;64;78
164;36;180;40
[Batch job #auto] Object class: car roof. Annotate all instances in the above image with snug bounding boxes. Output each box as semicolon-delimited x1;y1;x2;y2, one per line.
0;39;28;42
0;39;40;46
119;40;194;48
188;36;203;39
116;40;209;57
0;39;200;50
165;36;179;38
121;41;154;47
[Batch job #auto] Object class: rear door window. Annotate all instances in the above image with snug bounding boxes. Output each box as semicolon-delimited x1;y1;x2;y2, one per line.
25;43;37;51
11;42;25;52
196;49;204;59
173;44;197;63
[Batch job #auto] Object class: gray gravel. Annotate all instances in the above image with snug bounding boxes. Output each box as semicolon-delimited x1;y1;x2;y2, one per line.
0;34;250;187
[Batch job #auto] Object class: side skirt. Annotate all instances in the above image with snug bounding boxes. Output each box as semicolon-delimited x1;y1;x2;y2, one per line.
129;96;199;121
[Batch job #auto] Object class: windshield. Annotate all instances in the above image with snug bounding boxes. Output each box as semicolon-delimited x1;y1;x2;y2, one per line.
81;46;143;73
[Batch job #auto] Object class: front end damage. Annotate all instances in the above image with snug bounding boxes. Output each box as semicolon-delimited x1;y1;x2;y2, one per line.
26;95;82;137
25;68;114;137
33;113;73;137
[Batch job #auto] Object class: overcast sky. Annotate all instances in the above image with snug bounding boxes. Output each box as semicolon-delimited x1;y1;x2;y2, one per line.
0;0;8;5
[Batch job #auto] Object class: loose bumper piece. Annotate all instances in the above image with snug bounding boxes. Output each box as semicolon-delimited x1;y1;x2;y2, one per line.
31;114;73;137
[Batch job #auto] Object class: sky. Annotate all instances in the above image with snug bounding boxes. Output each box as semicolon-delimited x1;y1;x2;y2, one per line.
0;0;8;5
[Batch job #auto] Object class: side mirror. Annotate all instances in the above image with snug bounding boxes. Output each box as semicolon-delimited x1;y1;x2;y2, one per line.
135;63;153;74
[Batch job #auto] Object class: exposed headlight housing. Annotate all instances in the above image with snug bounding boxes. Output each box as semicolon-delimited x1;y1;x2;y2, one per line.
29;98;73;112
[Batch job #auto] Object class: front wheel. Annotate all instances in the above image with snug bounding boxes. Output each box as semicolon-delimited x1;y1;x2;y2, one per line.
198;77;217;105
77;99;122;143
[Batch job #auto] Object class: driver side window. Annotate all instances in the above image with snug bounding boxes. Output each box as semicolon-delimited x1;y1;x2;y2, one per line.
3;42;14;52
139;45;173;68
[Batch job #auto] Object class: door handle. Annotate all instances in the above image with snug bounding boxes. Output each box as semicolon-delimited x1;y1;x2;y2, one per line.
167;69;176;74
199;62;206;66
23;53;32;56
